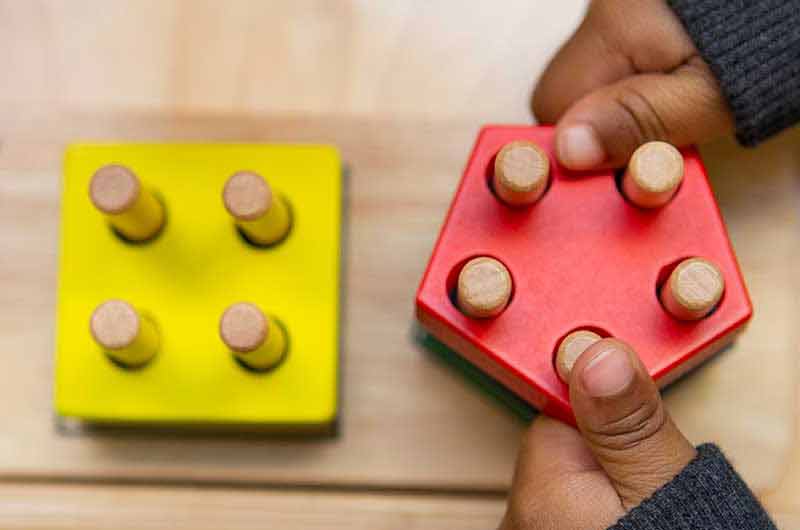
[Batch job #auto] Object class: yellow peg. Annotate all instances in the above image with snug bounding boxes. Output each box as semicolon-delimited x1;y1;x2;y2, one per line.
90;300;159;368
223;171;292;246
219;302;288;371
89;165;165;241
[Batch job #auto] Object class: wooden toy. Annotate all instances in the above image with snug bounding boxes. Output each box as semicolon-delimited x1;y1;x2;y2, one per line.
492;140;550;206
90;299;159;368
89;164;165;241
222;171;292;246
456;256;513;318
219;302;288;371
621;141;684;208
660;257;725;321
555;329;601;383
416;125;752;425
55;143;341;432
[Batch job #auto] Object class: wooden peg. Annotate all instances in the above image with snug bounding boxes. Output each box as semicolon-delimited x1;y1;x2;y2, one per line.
555;330;602;383
493;140;550;206
223;171;292;246
456;257;512;318
660;257;725;320
621;141;684;208
89;165;165;241
90;300;159;367
219;302;287;371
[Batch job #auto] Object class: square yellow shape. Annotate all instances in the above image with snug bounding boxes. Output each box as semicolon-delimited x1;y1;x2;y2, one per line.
55;144;341;430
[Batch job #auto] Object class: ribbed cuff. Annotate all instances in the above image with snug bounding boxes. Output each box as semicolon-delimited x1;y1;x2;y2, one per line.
609;444;777;530
668;0;800;146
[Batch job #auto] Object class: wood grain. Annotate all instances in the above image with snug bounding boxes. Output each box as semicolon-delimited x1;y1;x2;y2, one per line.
0;483;504;530
0;109;796;492
0;0;798;525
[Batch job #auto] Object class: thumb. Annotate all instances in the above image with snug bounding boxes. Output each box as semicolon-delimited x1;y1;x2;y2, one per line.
554;58;733;170
568;338;697;509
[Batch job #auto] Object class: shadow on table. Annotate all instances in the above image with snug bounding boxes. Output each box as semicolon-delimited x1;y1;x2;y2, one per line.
412;320;740;426
411;322;537;422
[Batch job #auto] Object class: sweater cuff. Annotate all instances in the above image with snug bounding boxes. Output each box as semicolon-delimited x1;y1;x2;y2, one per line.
668;0;800;146
608;444;777;530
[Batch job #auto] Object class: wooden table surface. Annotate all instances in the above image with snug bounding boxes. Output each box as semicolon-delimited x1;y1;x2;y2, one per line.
1;1;799;528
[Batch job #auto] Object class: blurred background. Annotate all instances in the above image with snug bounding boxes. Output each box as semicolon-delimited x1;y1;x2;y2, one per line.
2;1;578;121
1;1;799;528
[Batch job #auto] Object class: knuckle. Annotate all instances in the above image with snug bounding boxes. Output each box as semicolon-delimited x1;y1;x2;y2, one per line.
611;85;669;147
682;57;734;116
587;398;667;453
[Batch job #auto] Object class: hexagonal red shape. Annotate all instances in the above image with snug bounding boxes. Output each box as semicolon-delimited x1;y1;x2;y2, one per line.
416;125;752;425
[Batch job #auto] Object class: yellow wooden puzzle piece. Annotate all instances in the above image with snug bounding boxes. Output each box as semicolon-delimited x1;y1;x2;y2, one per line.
55;144;341;430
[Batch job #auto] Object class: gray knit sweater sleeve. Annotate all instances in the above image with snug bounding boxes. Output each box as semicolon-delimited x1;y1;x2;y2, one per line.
608;445;777;530
668;0;800;146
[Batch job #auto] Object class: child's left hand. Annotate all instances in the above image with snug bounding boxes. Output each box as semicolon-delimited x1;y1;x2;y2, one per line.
532;0;732;171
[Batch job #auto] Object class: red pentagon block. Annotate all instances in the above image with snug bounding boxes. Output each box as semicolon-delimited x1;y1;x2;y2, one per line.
416;125;752;425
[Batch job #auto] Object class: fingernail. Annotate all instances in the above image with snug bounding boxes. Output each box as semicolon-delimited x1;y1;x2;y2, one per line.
581;347;635;397
557;124;605;170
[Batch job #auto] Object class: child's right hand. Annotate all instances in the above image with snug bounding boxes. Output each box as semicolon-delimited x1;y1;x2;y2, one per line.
533;0;733;171
498;338;697;530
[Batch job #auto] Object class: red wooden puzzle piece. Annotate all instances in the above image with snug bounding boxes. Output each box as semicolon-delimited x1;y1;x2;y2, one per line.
416;125;752;425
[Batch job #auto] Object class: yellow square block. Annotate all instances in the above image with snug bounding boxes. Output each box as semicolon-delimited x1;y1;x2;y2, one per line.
55;144;341;430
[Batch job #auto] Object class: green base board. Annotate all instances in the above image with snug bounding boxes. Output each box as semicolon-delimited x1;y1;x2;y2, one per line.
412;323;537;422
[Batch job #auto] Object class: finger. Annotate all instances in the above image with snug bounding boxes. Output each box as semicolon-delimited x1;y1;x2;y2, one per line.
532;14;634;125
554;57;734;170
568;338;697;510
501;416;623;530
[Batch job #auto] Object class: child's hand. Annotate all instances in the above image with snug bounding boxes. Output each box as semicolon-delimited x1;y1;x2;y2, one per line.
499;339;696;530
533;0;733;170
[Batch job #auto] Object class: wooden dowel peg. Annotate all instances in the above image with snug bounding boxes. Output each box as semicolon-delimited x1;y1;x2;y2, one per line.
621;141;684;208
89;165;165;241
223;171;292;246
660;257;725;321
456;257;512;318
493;140;550;207
90;300;159;368
555;330;602;383
219;302;287;371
